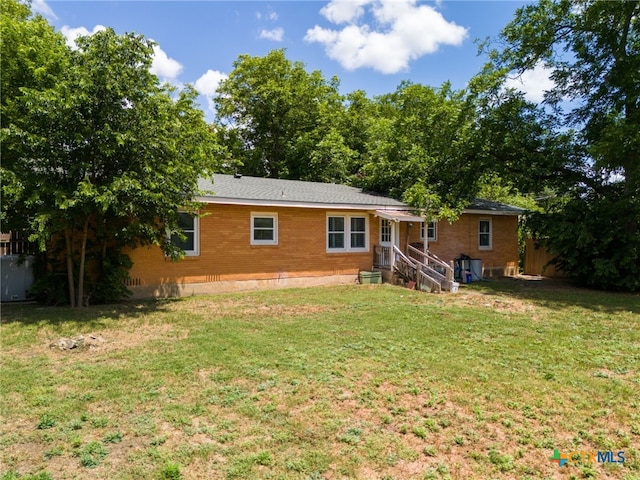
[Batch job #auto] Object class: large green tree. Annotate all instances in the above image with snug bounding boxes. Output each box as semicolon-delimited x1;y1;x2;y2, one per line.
2;6;223;305
0;0;69;234
483;0;640;290
214;49;354;182
357;82;481;220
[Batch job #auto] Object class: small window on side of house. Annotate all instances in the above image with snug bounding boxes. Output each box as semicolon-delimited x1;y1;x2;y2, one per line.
420;221;437;241
479;218;492;250
251;213;278;245
171;212;199;256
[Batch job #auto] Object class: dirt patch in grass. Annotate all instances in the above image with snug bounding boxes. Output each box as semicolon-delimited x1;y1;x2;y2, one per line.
450;290;538;315
1;323;190;362
164;297;336;319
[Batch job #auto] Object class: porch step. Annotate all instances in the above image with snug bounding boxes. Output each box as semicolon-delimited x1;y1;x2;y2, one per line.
388;245;458;294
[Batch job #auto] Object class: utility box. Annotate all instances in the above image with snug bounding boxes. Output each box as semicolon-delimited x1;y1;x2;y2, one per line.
469;259;483;281
359;271;382;284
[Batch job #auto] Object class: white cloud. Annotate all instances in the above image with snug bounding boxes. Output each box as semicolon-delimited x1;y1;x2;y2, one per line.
259;27;284;42
194;70;227;97
305;0;468;74
60;25;107;49
319;0;370;24
150;45;183;81
31;0;57;19
504;63;555;103
194;69;228;113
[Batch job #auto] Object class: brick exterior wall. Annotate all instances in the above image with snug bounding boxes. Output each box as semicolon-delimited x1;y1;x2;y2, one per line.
126;204;379;288
126;205;519;293
402;214;519;277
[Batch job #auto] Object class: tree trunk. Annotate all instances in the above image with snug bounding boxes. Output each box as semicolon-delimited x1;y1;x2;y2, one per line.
64;226;76;308
77;217;90;307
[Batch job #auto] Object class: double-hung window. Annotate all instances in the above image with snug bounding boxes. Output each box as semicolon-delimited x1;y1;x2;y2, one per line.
420;221;437;242
327;214;368;252
171;212;199;256
350;217;366;249
328;216;345;249
479;219;492;249
251;213;278;245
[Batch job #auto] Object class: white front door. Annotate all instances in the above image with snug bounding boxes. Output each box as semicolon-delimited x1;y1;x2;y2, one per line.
380;219;392;247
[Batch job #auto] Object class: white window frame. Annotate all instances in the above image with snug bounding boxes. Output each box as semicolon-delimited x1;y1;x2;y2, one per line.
327;215;346;250
170;212;199;256
251;212;278;246
420;221;437;242
327;214;369;253
479;218;492;250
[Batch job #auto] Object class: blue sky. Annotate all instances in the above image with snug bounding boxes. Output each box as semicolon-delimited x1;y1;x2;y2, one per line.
33;1;550;120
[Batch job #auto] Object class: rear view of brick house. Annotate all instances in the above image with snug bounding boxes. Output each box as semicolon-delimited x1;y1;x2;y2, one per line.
125;174;523;297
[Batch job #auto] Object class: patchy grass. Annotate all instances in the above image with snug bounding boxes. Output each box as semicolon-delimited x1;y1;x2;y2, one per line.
1;279;639;479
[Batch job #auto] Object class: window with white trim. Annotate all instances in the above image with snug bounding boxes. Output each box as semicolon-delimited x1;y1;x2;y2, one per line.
350;217;366;248
327;216;345;249
327;215;368;252
479;218;492;249
420;221;437;241
171;212;199;256
251;213;278;245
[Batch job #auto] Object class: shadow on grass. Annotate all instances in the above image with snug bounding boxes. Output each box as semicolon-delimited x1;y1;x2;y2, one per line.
467;276;640;314
0;297;182;328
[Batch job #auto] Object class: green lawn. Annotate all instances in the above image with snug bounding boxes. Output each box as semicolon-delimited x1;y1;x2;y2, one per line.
1;279;639;480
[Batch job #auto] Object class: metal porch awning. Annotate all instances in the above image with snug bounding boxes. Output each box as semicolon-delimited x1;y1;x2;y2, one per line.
374;209;425;223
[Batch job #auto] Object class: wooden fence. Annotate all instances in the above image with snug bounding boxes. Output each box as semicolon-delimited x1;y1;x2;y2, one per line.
0;231;36;256
523;238;565;277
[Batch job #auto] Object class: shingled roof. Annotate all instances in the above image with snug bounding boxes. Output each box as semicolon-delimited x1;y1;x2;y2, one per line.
197;174;525;215
197;174;407;209
465;198;525;215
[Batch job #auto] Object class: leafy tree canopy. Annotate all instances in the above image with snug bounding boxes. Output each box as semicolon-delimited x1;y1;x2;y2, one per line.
357;82;484;220
494;0;640;194
1;1;226;305
479;0;640;290
214;49;354;182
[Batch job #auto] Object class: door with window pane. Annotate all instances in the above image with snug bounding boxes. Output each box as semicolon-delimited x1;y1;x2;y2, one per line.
380;219;391;246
